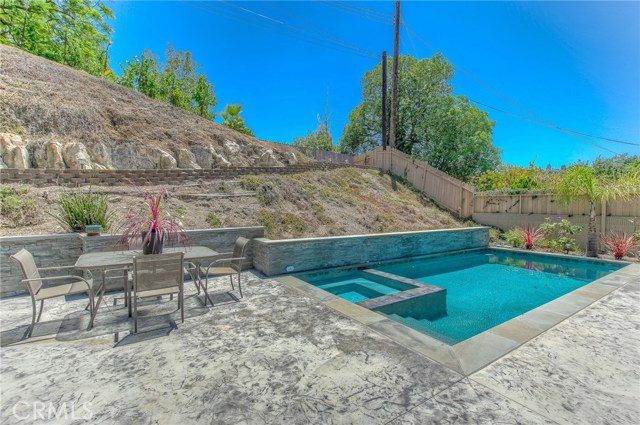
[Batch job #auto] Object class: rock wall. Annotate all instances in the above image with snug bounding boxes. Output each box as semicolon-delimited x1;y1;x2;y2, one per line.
0;133;299;170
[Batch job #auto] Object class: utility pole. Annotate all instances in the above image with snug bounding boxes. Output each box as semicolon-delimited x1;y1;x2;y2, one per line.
389;0;400;150
381;51;388;150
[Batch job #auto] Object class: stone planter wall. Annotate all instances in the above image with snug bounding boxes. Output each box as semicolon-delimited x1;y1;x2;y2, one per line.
0;227;264;297
252;227;490;276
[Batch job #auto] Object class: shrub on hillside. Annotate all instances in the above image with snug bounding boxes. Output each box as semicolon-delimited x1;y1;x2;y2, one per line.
50;190;113;232
0;185;37;227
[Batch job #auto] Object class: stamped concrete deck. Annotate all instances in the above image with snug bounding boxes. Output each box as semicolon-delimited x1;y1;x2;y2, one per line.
0;267;638;424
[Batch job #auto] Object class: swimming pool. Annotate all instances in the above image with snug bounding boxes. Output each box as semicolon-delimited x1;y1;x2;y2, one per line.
297;249;623;345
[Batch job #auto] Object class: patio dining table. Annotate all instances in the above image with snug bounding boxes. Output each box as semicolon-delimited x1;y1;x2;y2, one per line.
75;246;220;328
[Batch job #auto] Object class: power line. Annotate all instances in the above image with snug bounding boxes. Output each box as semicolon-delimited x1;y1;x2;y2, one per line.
316;1;392;25
464;96;638;147
217;0;379;59
179;1;377;60
335;1;393;20
402;22;631;154
266;2;379;60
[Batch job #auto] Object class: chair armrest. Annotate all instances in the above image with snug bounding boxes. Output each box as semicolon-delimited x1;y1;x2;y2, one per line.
182;261;198;272
22;275;93;288
38;265;77;271
38;266;93;281
204;257;248;270
104;267;131;278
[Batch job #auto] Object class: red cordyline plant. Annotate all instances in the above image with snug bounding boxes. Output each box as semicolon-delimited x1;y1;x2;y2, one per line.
515;225;544;249
601;232;637;260
116;192;189;252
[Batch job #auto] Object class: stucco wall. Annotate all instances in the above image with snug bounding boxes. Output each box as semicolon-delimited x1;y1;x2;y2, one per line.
252;227;489;276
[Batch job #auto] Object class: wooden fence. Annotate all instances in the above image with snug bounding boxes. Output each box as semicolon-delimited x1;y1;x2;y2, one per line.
353;148;640;243
354;147;475;217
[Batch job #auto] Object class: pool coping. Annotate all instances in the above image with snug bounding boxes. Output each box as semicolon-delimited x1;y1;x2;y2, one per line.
274;250;639;376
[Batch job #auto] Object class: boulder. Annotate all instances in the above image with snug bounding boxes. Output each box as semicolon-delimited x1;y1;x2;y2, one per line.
257;148;282;167
86;141;114;169
159;150;177;169
283;151;298;165
191;144;231;168
32;141;65;169
223;140;241;156
176;148;201;169
62;142;93;170
0;133;31;168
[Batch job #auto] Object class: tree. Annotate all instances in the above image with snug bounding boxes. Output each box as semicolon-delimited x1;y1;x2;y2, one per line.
118;45;217;119
339;54;500;181
592;154;640;178
191;74;217;119
1;0;114;76
118;50;162;98
220;104;253;136
555;165;640;257
293;111;335;153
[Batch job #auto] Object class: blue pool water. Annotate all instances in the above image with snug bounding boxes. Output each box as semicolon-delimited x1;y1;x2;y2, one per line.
302;270;416;303
298;249;622;345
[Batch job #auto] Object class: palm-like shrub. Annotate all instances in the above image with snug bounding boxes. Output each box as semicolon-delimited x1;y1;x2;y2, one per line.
116;192;188;253
51;190;112;232
555;165;640;257
515;225;544;249
601;233;637;260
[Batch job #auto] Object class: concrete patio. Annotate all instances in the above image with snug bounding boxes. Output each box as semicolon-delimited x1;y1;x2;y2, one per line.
0;269;638;424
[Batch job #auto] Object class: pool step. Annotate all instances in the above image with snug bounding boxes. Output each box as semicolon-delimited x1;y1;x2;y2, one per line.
357;269;447;321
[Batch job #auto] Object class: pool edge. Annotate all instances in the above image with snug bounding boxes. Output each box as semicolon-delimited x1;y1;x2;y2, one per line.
274;252;639;377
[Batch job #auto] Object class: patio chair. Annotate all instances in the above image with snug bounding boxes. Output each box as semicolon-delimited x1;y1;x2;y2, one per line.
201;237;250;303
132;252;184;333
10;248;95;338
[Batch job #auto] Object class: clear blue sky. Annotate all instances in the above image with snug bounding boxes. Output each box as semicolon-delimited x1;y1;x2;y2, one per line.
107;1;640;168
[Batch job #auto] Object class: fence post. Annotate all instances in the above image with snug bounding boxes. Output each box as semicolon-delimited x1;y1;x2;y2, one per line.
601;200;607;236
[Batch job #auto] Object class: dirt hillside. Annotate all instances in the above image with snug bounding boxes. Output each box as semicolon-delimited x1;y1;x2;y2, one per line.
0;45;304;170
0;168;467;239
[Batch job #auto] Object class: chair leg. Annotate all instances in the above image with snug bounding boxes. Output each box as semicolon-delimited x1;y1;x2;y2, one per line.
28;297;37;338
204;277;209;306
180;290;184;323
133;294;138;334
238;272;243;298
36;300;44;323
229;274;235;290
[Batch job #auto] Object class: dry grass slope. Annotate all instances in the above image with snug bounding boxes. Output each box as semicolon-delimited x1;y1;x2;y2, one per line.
0;169;465;238
0;45;301;162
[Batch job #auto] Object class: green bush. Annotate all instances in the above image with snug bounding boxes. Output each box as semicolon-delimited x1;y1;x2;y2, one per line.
218;182;231;193
205;212;223;228
489;227;502;243
503;229;524;247
0;185;37;227
539;218;582;253
51;190;113;232
239;175;265;191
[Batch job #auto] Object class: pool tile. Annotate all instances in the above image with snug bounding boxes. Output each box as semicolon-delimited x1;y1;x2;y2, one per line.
325;298;386;324
573;282;617;299
452;332;519;375
517;308;567;331
538;293;594;317
368;319;462;372
488;319;542;344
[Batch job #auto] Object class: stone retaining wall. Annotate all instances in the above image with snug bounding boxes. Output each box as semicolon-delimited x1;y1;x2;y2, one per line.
0;163;371;187
0;227;264;297
252;227;490;276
